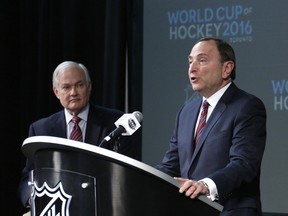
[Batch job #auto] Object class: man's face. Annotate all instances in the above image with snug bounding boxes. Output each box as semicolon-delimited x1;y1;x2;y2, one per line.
53;67;91;116
188;40;233;98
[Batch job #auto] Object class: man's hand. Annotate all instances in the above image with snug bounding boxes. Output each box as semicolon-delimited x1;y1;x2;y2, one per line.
174;177;209;199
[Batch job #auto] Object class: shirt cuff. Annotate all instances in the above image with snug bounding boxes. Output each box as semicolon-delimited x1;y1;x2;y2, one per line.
200;177;218;201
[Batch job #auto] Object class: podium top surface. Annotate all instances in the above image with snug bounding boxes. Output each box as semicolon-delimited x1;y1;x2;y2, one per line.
22;135;223;212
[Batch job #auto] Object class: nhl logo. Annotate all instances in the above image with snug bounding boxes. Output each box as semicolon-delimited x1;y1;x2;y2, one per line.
128;118;137;130
31;181;72;216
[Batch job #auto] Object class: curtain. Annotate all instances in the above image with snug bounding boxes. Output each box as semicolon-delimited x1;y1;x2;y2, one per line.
1;0;143;215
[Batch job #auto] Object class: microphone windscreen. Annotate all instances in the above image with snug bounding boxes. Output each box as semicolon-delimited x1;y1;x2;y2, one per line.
132;111;143;123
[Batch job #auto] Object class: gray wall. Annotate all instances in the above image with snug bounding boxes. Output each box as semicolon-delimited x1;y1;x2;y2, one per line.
142;0;288;214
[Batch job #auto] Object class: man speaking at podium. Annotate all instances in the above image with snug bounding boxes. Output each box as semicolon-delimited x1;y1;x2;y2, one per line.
18;61;136;210
156;37;267;216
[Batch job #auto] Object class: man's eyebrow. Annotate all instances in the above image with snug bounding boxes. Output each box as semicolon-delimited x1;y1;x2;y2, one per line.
188;53;208;60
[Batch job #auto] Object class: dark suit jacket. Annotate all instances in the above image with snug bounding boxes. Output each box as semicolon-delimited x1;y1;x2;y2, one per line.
156;82;266;216
18;103;135;207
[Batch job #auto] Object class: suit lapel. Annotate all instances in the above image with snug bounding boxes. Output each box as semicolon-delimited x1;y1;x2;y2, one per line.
85;106;102;145
192;102;226;160
185;100;202;163
189;83;238;165
50;111;67;138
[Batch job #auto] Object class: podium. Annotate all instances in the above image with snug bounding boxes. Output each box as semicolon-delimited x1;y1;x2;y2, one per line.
22;136;223;216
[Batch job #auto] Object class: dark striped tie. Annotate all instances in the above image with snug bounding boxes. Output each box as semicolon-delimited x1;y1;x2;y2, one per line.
70;116;83;142
195;100;209;146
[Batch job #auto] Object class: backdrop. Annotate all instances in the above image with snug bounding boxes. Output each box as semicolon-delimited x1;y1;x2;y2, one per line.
142;0;288;214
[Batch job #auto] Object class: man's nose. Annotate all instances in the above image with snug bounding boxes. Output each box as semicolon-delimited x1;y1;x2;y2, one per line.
70;86;78;94
189;62;197;73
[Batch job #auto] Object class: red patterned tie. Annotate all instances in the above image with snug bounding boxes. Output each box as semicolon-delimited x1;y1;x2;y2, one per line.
70;116;83;142
195;100;209;146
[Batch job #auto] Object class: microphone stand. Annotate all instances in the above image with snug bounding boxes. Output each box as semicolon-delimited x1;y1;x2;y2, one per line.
112;137;121;153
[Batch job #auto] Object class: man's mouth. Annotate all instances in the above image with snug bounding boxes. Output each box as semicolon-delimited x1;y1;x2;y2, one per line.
191;77;197;82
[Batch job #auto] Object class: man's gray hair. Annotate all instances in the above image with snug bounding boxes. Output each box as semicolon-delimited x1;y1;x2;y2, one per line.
52;61;91;88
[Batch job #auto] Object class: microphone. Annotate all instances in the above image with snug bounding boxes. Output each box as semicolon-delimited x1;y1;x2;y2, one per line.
99;111;143;147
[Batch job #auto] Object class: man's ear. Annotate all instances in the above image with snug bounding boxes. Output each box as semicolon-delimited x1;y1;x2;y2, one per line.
222;61;234;79
53;87;60;99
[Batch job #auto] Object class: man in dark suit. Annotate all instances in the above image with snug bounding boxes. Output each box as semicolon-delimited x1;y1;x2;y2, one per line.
156;37;266;216
18;61;136;209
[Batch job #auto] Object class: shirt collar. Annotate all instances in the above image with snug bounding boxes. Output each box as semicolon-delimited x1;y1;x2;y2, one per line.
203;82;231;108
65;104;89;125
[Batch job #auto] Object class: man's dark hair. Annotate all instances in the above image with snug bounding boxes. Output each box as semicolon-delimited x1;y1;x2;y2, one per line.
198;37;236;80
